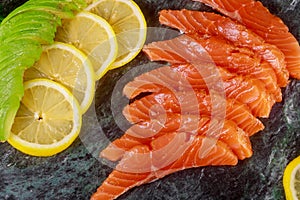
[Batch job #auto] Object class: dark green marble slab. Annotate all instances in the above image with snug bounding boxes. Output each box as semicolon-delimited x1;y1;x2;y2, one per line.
0;0;300;199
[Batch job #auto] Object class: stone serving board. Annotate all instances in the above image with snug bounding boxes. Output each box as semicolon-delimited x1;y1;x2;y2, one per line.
0;0;300;199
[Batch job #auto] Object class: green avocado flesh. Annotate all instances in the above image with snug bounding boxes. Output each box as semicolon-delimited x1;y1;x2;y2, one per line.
0;0;87;142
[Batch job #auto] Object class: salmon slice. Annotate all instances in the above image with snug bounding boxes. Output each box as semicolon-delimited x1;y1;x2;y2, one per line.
100;113;200;161
123;88;264;136
159;9;289;87
123;64;275;117
119;133;239;170
143;34;282;102
123;64;228;99
92;135;238;200
144;34;255;73
193;0;300;79
223;75;274;117
90;171;153;200
91;168;154;200
153;135;238;178
101;114;209;161
101;114;253;161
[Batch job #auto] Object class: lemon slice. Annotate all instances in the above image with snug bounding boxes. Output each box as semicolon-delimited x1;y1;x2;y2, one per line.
86;0;147;69
24;42;95;114
55;11;117;80
283;155;300;200
8;79;82;157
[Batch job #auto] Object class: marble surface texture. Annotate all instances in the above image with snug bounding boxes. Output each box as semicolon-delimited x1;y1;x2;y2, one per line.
0;0;300;199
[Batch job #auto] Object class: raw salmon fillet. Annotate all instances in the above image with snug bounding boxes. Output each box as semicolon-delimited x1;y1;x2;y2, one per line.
91;2;298;199
117;133;239;172
123;88;264;136
101;114;210;161
194;0;300;79
123;64;275;117
123;64;229;99
143;34;282;102
159;9;289;88
101;114;253;161
92;134;238;200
